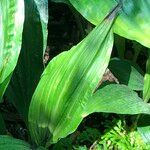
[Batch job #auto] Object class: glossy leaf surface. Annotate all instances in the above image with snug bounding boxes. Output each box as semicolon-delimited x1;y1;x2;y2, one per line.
69;0;150;48
0;0;24;101
109;58;144;91
29;11;116;145
6;0;48;122
29;8;150;146
85;84;150;115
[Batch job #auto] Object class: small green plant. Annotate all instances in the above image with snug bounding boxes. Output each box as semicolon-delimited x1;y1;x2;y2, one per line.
0;0;150;149
99;119;149;150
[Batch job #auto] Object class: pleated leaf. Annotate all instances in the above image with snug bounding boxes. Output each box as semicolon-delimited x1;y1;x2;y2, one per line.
69;0;150;48
6;0;48;122
29;9;116;146
85;84;150;115
0;0;24;101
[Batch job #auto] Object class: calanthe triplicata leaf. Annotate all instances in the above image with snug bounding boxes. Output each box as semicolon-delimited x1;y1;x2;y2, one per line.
0;0;24;101
6;0;48;123
85;84;150;115
29;7;117;146
69;0;150;48
28;4;150;147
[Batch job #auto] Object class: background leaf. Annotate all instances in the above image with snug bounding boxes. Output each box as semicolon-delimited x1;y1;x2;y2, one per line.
137;115;150;144
108;58;144;91
6;0;48;122
69;0;150;48
114;35;125;59
0;0;24;101
0;135;31;150
137;53;150;145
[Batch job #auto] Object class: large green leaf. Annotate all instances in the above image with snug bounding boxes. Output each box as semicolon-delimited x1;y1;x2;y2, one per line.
29;7;150;146
0;0;25;101
53;84;150;146
69;0;150;48
6;0;48;122
0;135;31;150
109;58;144;91
29;9;116;146
85;84;150;115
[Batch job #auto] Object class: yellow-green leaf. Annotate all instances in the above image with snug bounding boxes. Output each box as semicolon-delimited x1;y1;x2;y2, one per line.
29;9;116;146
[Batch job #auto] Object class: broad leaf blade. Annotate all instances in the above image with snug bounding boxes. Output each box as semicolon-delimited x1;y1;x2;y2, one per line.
29;11;116;145
109;58;144;91
6;0;48;122
85;84;150;115
69;0;150;48
0;0;24;101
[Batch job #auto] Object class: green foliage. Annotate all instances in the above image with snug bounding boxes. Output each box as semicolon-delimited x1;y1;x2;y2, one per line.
69;0;150;48
6;0;48;122
0;0;150;149
0;135;31;150
85;84;150;115
99;119;150;150
0;0;24;101
109;58;144;91
137;115;150;145
29;9;116;146
0;135;46;150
